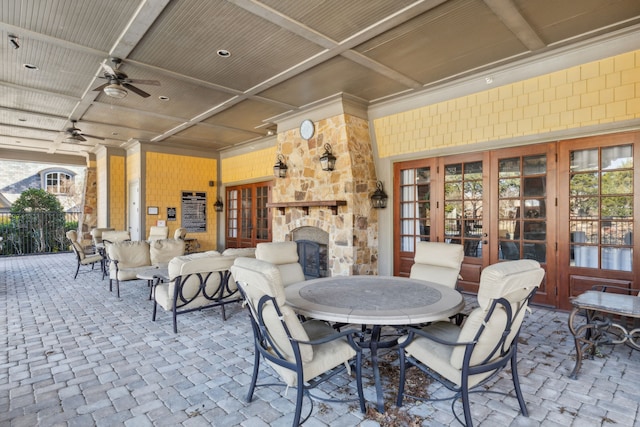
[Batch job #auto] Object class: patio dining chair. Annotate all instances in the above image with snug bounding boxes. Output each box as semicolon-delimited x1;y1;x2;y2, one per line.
410;241;464;289
397;259;545;427
230;257;365;426
411;241;465;323
66;230;104;279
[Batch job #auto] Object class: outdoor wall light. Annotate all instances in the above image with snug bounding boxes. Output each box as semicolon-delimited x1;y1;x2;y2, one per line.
273;154;288;178
214;198;224;212
319;143;336;171
371;181;388;209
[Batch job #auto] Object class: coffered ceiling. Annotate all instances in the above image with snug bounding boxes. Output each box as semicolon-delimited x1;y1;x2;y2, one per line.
1;0;639;158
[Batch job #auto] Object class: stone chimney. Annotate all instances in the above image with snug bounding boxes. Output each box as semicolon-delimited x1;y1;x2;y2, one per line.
270;98;379;276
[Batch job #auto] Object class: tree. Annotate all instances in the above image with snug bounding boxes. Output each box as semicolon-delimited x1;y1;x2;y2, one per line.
10;189;66;253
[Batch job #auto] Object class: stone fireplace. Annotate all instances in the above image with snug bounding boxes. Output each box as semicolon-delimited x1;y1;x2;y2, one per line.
269;96;379;276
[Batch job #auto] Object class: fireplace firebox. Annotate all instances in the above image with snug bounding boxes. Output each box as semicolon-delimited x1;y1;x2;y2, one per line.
296;240;327;279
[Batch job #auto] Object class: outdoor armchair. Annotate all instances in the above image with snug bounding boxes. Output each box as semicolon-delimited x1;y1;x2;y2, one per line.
397;259;545;427
66;230;103;279
255;241;306;287
230;257;365;426
89;227;114;247
152;253;239;333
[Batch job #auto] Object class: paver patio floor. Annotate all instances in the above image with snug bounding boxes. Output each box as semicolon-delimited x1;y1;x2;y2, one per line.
1;253;640;426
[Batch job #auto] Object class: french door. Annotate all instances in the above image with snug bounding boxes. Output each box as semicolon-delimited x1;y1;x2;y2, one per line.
225;181;272;248
557;132;639;310
395;144;557;306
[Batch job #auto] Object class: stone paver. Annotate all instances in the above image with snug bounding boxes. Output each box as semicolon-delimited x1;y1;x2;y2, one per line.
1;253;640;426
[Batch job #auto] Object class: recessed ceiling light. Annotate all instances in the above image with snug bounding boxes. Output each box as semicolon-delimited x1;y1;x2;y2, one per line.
217;49;231;58
158;96;170;101
23;63;39;70
111;132;119;136
485;77;494;85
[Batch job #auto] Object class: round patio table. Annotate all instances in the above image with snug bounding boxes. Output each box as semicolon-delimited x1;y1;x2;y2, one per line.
285;275;464;413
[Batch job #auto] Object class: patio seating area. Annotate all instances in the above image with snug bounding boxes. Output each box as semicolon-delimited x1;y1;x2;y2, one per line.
2;253;640;426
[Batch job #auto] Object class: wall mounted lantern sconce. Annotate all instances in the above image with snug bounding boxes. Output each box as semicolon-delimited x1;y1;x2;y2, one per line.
371;181;388;209
273;154;288;178
319;143;336;171
214;198;224;212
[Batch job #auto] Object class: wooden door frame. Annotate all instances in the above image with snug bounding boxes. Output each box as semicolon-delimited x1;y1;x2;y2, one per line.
489;142;557;307
557;131;640;310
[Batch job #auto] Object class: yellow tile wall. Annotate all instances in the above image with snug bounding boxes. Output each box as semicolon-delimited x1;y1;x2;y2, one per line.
145;152;218;251
109;155;125;230
374;50;640;158
221;146;277;183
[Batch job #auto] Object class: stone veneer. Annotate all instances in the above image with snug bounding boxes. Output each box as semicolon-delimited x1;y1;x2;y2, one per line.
271;113;379;276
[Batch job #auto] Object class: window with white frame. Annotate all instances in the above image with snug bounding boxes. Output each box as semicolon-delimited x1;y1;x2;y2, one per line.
42;170;75;195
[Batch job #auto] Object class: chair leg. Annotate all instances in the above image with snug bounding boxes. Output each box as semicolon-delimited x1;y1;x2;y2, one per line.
293;371;305;427
152;300;158;321
173;307;178;334
246;348;260;403
116;279;120;298
73;263;80;280
356;347;365;413
396;350;407;407
461;377;474;427
511;350;528;416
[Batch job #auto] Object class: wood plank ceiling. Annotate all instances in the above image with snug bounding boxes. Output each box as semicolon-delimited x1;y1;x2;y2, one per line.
0;0;639;157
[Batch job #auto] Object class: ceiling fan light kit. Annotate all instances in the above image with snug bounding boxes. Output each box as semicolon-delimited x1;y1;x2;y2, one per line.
92;57;159;99
103;83;128;99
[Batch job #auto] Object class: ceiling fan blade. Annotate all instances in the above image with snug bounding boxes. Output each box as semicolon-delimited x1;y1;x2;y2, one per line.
93;82;109;92
126;79;161;86
123;83;151;98
65;134;86;143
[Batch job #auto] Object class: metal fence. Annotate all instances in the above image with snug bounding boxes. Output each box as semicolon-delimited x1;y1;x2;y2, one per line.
0;212;80;256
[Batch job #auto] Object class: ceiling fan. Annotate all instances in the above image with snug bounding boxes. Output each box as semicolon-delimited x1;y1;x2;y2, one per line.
92;57;160;99
63;120;104;143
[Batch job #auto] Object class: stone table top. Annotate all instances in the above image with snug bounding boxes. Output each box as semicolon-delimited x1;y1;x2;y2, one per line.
285;275;464;325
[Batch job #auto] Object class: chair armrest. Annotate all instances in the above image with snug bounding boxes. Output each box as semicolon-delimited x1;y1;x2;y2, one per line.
292;326;366;354
398;326;476;349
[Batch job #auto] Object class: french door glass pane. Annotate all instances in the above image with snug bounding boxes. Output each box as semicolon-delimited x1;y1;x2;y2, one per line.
444;161;482;257
569;144;633;270
399;167;430;251
498;154;547;263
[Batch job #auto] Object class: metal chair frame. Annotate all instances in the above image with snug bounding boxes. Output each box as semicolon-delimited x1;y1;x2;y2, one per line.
397;287;538;427
237;282;365;426
152;270;241;333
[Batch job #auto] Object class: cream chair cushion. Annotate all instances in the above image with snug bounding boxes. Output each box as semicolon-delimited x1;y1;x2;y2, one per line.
149;238;185;265
148;226;169;241
255;241;305;286
66;230;102;265
402;259;544;388
90;227;114;245
173;227;187;240
410;242;464;289
154;254;235;311
231;257;355;386
107;240;151;281
102;230;130;243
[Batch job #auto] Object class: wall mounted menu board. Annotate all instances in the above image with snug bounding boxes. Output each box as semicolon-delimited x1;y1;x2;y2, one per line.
181;191;207;232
